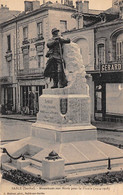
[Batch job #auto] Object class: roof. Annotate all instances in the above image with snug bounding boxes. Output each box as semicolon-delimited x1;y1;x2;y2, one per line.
41;2;76;11
103;6;119;14
0;10;20;24
89;9;103;15
0;2;76;27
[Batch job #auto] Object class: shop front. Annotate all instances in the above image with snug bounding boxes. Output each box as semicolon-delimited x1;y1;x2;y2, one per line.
20;85;45;115
18;78;45;115
88;62;123;122
0;76;16;114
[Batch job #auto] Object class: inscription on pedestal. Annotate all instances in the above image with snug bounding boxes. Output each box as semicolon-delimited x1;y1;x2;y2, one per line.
39;99;59;122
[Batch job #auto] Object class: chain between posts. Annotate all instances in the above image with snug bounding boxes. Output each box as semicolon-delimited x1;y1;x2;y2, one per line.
1;148;25;160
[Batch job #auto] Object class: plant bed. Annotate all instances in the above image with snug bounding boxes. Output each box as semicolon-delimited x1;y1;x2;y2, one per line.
72;171;123;185
2;170;46;185
2;170;123;185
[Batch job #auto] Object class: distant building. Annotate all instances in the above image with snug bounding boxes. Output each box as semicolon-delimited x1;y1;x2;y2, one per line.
0;4;20;24
63;0;123;123
0;1;76;114
88;0;123;122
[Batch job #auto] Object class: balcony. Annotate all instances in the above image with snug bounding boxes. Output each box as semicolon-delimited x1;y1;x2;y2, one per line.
36;34;44;41
22;38;30;45
0;76;13;84
17;68;44;80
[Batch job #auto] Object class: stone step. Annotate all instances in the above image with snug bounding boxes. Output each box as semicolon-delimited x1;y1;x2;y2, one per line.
2;162;17;171
65;158;123;174
21;165;42;177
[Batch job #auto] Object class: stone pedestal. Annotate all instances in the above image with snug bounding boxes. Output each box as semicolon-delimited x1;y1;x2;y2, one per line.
31;74;97;143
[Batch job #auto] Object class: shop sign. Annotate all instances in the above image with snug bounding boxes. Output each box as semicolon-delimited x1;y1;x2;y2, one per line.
101;63;123;72
6;55;12;62
37;45;44;52
5;53;12;62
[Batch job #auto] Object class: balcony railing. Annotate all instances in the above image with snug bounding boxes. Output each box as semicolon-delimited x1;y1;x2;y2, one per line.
18;68;44;76
0;76;13;84
22;38;30;45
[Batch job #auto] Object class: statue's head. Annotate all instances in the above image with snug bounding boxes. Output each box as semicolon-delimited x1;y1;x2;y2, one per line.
52;28;59;36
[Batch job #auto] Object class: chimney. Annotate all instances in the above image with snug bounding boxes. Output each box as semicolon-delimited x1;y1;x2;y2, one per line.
24;1;33;12
76;0;83;12
0;4;9;11
83;1;89;13
32;1;40;10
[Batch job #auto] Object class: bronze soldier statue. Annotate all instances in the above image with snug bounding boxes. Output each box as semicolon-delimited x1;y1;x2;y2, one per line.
44;28;70;88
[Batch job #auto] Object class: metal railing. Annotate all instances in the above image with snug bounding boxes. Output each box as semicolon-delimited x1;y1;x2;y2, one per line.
65;156;123;170
1;147;123;170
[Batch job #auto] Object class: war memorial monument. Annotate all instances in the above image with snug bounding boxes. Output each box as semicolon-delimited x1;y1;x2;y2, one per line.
1;29;123;181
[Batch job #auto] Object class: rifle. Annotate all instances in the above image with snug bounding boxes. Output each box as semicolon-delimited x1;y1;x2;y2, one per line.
58;39;66;69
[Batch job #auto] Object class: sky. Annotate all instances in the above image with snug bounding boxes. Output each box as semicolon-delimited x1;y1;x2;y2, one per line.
0;0;112;11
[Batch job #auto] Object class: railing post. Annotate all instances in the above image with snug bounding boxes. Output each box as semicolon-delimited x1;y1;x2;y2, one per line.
107;158;111;170
42;151;65;181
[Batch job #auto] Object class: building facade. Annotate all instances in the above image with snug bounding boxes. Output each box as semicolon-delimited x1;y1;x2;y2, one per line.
64;0;123;123
90;16;123;122
0;1;76;114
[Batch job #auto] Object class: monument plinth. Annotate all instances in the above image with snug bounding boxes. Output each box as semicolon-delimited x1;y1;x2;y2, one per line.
31;72;97;143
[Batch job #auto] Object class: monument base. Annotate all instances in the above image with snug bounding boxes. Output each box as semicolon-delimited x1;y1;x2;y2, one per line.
1;77;123;180
1;137;123;179
31;123;97;143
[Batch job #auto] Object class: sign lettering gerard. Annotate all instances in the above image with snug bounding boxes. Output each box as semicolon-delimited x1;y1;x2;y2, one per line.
101;63;122;72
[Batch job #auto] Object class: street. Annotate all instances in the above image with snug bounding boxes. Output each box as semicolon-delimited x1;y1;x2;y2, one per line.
0;118;32;143
0;118;123;147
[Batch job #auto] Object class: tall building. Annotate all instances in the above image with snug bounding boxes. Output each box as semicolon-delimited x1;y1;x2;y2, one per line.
0;1;76;114
63;0;123;123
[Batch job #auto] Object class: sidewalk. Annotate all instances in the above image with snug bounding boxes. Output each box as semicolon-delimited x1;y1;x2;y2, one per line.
0;113;123;131
92;121;123;132
0;113;36;122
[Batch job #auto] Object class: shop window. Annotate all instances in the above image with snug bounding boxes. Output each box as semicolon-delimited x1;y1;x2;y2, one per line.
98;44;105;65
35;86;44;112
37;22;43;39
116;34;123;61
106;83;123;115
60;20;67;33
23;26;28;41
7;35;11;52
38;55;43;68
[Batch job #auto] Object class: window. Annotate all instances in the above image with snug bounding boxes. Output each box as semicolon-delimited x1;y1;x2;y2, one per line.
23;26;28;40
7;35;11;51
23;53;29;72
37;22;43;38
116;33;123;61
106;83;123;115
60;20;67;33
38;55;43;68
98;44;105;65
